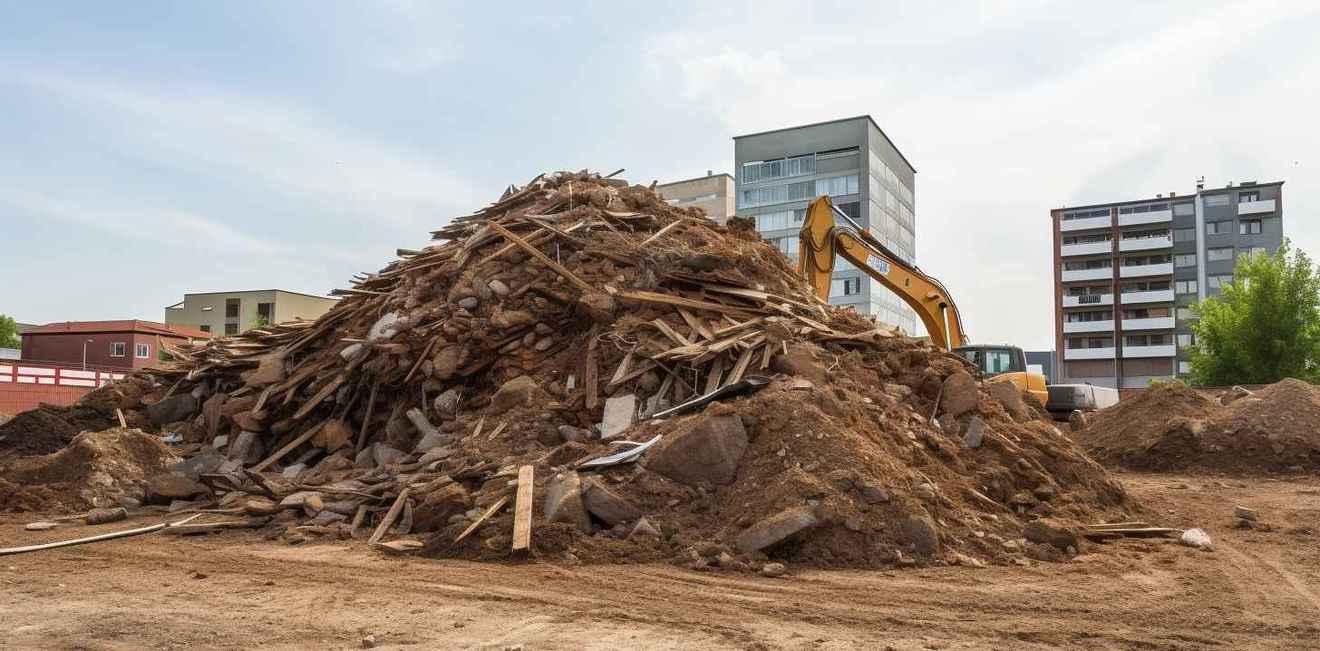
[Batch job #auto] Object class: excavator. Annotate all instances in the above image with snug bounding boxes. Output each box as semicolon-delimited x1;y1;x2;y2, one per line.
796;195;1049;406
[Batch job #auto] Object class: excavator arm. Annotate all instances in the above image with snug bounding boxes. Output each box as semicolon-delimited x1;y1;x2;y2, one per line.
797;195;968;350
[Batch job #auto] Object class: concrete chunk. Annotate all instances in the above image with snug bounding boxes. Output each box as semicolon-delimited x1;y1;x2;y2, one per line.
940;370;978;417
644;413;747;486
582;477;642;525
963;415;988;449
544;471;592;534
599;394;637;439
734;507;819;553
148;394;198;426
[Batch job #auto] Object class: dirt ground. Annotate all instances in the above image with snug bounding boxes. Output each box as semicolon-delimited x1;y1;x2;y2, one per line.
3;471;1319;650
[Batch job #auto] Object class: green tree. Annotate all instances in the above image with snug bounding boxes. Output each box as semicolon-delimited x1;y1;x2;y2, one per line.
1189;240;1320;385
0;314;19;349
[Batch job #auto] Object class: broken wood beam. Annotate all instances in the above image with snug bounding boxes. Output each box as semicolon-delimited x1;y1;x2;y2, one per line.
369;487;413;545
511;465;534;553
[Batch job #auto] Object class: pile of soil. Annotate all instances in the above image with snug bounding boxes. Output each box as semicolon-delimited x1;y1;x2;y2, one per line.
2;170;1135;569
1082;378;1320;474
0;377;153;456
0;427;177;512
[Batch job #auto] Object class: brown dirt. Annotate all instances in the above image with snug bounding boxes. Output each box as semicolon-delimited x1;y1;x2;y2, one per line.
3;471;1317;649
0;428;178;513
1082;379;1320;474
0;377;154;457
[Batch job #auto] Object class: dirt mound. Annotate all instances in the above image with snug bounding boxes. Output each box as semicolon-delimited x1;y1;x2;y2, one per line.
0;377;154;456
0;427;178;512
3;170;1135;569
1082;378;1320;474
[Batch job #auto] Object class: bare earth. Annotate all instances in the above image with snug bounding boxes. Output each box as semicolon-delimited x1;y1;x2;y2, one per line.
3;472;1319;650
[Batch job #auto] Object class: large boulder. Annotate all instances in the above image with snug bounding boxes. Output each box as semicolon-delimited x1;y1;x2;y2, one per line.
644;412;748;486
734;506;819;553
986;379;1027;420
147;394;198;427
544;471;592;534
940;370;978;417
896;515;941;555
582;477;642;525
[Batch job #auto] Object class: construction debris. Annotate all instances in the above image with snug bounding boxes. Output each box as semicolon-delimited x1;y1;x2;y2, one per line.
1;170;1136;569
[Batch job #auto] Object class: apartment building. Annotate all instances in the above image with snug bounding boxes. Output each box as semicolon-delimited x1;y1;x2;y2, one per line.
165;289;338;336
1051;180;1284;388
734;116;918;333
656;172;735;222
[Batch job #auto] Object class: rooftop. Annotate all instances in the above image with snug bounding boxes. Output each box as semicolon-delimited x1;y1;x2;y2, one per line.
733;115;916;174
656;172;734;188
24;320;212;339
1058;180;1284;212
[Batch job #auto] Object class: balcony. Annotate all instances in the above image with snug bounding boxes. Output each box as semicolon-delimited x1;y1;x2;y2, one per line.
1060;215;1112;232
1119;235;1173;252
1120;262;1174;278
1117;209;1172;227
1122;317;1175;330
1120;289;1175;304
1122;344;1176;358
1063;320;1115;334
1237;199;1276;215
1062;267;1112;282
1060;241;1112;257
1064;347;1116;360
1063;293;1113;308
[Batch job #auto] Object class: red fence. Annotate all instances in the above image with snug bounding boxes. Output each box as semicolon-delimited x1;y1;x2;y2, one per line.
0;361;127;416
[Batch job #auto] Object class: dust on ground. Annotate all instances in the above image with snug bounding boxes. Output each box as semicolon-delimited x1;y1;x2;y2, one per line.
2;471;1316;650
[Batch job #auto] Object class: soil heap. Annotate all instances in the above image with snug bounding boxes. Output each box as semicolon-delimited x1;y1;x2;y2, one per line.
2;170;1134;569
0;427;177;512
1082;378;1320;474
0;377;154;456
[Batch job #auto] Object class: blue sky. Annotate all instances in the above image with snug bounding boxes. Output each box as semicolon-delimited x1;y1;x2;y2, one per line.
3;1;1318;350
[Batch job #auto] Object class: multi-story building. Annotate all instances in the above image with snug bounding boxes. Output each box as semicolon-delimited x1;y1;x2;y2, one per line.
165;289;338;336
656;172;735;222
734;116;918;333
20;320;210;370
1051;180;1284;388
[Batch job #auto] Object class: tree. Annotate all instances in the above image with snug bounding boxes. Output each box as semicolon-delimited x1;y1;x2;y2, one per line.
0;314;19;349
1189;240;1320;385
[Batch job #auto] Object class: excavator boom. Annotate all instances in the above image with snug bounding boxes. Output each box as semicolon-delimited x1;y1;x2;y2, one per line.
797;195;968;349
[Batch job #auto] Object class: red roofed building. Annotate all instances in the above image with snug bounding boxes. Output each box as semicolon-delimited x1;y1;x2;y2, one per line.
20;320;211;371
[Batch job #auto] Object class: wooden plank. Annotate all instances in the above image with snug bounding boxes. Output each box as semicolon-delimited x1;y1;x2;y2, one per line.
454;495;510;544
724;345;756;386
607;360;656;390
639;218;689;246
678;308;715;341
354;379;381;454
613;290;761;317
290;375;344;421
609;350;635;386
712;316;765;339
368;487;412;545
487;222;597;294
760;341;774;369
704;357;725;394
584;327;599;410
249;422;323;473
486;421;508;441
350;505;368;538
115;409;127;429
511;465;534;553
650;319;691;346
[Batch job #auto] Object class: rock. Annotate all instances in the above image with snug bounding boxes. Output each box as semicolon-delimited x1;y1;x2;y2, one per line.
629;517;662;539
599;394;638;439
1068;409;1089;430
458;296;479;310
558;425;594;443
339;342;365;361
372;443;408;467
173;448;224;481
491;309;535;331
962;415;988;449
313;419;354;451
940;370;978;417
581;477;642;525
825;469;855;492
488;279;510;297
227;431;265;465
368;312;402;341
432;345;462;380
986;379;1027;420
896;515;941;555
734;507;819;553
211;434;229;450
146;472;209;502
1234;505;1258;522
361;634;377;648
760;562;788;578
859;482;890;504
544;471;592;534
282;463;306;481
490;375;538;414
1023;519;1082;551
645;412;748;486
577;291;617;324
769;348;827;386
433;389;461;417
1180;527;1214;551
147;394;198;426
230;411;265;432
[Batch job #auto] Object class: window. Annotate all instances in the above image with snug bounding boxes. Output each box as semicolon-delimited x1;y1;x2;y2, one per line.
1175;280;1198;294
1205;195;1229;207
1208;274;1233;289
817;174;859;197
110;342;126;357
1239;247;1266;260
1066;337;1113;349
1066;310;1112;322
1178;361;1192;374
829;277;862;297
1123;307;1169;319
836;201;861;221
739;180;816;208
1174;254;1196;267
1121;229;1170;241
225;298;240;318
741;155;815;184
1173;203;1194;217
1064;259;1111;270
1239;220;1261;235
199;325;211;333
257;302;273;324
1118;202;1168;214
1062;208;1110;221
224;323;238;335
1176;333;1196;347
135;343;149;358
1206;221;1230;235
1207;247;1234;261
1125;334;1168;347
1238;191;1259;203
756;210;794;231
1174;228;1196;242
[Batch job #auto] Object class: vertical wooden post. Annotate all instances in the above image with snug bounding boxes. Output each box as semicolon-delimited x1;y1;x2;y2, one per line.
511;465;534;553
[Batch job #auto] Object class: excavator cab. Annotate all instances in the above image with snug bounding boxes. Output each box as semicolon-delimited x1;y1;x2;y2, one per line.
953;344;1027;378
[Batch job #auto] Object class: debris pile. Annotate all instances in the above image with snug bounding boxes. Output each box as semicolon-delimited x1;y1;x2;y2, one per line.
1082;378;1320;474
0;377;153;456
0;427;177;512
3;170;1135;569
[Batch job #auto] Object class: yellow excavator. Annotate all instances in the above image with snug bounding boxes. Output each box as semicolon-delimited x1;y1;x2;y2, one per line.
797;195;1049;406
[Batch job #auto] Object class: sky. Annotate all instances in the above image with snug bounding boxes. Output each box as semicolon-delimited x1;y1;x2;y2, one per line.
2;0;1318;350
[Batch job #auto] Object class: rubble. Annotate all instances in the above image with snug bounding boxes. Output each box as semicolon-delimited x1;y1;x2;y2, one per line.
1;170;1135;570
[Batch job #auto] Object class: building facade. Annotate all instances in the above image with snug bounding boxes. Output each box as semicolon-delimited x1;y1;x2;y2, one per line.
733;116;918;333
20;320;210;371
656;172;735;222
1051;180;1284;388
165;289;338;336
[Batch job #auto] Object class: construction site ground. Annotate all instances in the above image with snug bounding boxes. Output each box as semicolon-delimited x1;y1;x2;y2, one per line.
4;471;1319;650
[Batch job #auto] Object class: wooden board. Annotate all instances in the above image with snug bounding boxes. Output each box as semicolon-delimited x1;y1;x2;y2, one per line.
369;487;412;545
454;495;510;544
511;465;534;553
